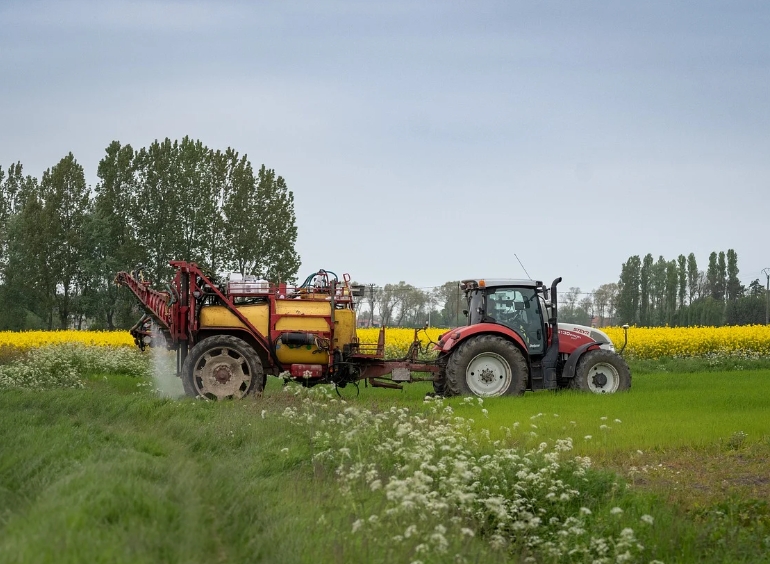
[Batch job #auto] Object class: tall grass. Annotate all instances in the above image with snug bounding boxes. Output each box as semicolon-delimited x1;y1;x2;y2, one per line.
1;349;769;563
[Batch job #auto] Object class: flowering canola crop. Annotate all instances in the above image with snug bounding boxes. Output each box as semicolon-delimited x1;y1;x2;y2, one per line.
0;330;134;350
601;325;770;360
2;326;769;361
359;326;770;360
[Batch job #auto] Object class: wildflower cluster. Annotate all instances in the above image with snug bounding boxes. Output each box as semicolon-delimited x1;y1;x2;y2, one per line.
280;387;657;563
0;343;150;391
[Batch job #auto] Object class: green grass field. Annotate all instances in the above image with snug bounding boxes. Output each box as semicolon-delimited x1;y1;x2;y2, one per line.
1;365;769;563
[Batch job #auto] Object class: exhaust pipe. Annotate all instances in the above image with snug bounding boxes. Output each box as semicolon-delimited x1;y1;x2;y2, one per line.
542;277;562;388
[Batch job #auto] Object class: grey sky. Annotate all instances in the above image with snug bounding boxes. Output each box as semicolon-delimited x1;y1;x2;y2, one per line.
2;0;769;292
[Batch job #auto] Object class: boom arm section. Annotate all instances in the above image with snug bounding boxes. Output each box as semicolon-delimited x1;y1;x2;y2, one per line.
115;270;172;335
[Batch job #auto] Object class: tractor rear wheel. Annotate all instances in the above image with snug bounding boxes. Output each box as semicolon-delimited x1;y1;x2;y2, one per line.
571;349;631;394
182;335;264;400
445;335;528;397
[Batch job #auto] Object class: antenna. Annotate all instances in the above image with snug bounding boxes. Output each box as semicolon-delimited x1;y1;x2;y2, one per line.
514;254;531;279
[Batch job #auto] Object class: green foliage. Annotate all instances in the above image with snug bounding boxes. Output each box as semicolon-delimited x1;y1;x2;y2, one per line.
616;249;762;327
0;143;301;329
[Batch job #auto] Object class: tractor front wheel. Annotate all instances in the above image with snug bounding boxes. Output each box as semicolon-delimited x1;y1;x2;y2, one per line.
571;349;631;394
182;335;264;400
445;335;527;397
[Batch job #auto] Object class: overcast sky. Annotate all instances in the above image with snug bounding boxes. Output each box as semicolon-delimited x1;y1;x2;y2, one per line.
2;0;768;293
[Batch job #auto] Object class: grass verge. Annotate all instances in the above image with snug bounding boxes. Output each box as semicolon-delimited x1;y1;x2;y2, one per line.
0;361;769;562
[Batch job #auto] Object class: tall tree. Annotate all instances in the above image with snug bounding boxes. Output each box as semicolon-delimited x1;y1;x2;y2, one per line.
250;166;300;283
39;153;90;328
686;253;699;304
84;141;140;328
220;163;300;283
4;187;53;327
665;260;678;324
617;255;641;324
716;251;727;301
639;254;653;325
0;162;27;279
651;256;667;325
726;249;741;301
677;254;687;309
132;138;180;284
433;281;462;327
706;252;719;299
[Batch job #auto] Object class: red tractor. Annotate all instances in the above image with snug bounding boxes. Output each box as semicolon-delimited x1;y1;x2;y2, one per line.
433;278;630;396
116;264;630;399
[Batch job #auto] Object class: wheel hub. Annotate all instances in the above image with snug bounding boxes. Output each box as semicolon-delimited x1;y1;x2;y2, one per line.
586;362;620;394
213;365;232;384
194;347;251;399
479;368;496;384
466;352;512;397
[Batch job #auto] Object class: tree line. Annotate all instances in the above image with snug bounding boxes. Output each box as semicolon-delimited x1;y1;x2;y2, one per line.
352;281;617;329
616;250;766;327
0;138;299;331
355;248;767;329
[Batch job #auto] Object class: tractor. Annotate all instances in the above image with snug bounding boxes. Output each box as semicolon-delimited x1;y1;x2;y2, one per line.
432;277;631;397
115;264;630;399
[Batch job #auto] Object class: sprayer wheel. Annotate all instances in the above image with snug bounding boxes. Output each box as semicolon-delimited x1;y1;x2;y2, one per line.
182;335;264;400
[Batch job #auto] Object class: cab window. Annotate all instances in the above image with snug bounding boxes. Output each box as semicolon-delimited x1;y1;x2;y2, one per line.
486;287;544;353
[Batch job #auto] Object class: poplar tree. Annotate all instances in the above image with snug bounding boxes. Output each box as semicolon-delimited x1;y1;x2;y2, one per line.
677;254;687;309
687;253;699;304
639;254;653;325
706;252;719;299
726;249;741;301
617;255;641;324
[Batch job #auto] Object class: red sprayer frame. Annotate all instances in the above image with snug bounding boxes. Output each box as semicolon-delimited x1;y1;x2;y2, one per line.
115;262;440;389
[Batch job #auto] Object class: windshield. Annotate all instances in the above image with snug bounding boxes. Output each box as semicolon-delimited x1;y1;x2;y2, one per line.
467;286;545;353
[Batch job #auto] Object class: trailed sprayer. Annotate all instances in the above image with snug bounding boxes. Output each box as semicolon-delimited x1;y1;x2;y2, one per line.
116;263;631;399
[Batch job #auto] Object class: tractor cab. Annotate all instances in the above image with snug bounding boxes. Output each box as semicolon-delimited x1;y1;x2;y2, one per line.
460;279;548;355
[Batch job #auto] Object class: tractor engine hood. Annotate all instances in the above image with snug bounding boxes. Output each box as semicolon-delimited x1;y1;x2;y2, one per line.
557;323;615;352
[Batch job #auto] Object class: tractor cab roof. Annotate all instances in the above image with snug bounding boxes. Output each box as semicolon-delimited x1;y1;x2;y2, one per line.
460;278;542;291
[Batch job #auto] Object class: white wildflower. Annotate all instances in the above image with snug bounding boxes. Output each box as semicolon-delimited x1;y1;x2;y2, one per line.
641;514;654;525
460;528;474;537
352;519;363;533
489;534;506;550
610;507;624;515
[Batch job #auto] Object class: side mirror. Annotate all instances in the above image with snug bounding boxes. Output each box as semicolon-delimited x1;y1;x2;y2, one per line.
462;309;469;316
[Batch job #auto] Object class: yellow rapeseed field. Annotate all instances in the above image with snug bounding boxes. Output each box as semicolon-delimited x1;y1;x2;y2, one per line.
601;325;770;359
2;326;769;360
0;330;134;350
360;326;770;360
